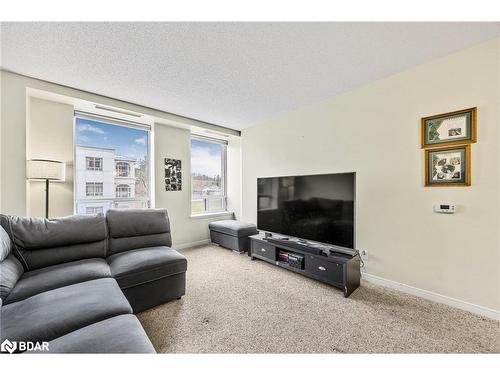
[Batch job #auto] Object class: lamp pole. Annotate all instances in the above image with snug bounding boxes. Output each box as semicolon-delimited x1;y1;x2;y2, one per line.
45;179;49;219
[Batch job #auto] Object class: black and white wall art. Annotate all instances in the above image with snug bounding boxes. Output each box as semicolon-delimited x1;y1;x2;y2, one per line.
165;158;182;191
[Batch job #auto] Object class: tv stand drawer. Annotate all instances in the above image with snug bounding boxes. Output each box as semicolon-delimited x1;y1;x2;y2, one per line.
305;257;343;285
251;241;276;261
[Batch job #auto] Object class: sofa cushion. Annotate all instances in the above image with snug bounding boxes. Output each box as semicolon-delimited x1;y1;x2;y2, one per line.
5;258;112;304
0;254;24;304
1;226;12;262
107;246;187;289
0;278;132;345
1;214;107;271
106;209;172;255
27;315;155;354
209;220;258;237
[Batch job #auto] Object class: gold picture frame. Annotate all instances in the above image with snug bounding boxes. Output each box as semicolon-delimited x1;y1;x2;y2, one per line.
421;107;477;149
425;145;471;187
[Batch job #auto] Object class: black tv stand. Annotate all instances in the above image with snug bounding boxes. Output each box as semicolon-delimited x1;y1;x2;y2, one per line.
249;233;361;297
266;237;323;255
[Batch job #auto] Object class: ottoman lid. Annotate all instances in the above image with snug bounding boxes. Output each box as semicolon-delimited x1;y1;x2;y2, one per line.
209;220;258;237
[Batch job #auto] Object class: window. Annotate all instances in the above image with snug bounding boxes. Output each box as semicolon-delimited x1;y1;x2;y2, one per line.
116;162;130;177
74;113;151;215
86;157;103;171
116;184;131;198
86;182;103;196
86;206;103;215
191;136;227;214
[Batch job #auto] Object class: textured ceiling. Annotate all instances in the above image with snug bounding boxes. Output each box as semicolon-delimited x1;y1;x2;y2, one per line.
1;22;499;130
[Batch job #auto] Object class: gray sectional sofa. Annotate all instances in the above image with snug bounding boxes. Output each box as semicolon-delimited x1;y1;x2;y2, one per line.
0;208;187;353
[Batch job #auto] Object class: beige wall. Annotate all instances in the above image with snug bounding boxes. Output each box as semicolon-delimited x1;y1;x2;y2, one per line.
227;136;242;219
1;71;27;215
241;39;500;311
1;71;239;246
154;124;234;245
0;71;3;213
27;97;74;217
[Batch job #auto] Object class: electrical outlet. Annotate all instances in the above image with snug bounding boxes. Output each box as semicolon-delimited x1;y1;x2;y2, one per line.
360;249;368;261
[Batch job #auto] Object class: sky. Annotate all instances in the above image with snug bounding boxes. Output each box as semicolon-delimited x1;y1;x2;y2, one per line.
75;118;221;175
75;117;148;162
191;139;223;178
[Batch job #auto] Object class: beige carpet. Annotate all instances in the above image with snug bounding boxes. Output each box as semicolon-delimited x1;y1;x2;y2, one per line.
138;245;500;353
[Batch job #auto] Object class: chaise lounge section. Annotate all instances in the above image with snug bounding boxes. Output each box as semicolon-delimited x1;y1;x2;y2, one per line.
0;208;187;353
106;209;187;313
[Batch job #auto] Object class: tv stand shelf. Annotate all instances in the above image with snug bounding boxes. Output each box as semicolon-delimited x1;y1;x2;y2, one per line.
249;233;360;297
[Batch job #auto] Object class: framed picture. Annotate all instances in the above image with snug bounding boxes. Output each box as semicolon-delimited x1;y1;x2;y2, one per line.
421;107;476;149
425;145;471;186
164;158;182;191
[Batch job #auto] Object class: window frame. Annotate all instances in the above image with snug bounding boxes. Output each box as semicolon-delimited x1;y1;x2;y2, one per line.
86;156;103;171
190;135;228;215
115;162;131;177
116;184;132;198
86;182;103;197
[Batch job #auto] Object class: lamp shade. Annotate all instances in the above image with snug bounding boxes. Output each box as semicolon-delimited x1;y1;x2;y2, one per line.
27;159;66;181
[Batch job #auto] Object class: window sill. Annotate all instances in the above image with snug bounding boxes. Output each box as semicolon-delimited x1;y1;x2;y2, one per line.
190;211;234;219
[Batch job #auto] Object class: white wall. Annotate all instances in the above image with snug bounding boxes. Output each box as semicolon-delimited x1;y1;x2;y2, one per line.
154;123;234;245
241;38;500;311
1;72;28;215
227;136;242;218
28;97;74;217
0;71;3;213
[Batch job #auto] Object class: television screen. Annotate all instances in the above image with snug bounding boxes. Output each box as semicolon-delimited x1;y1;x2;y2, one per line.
257;172;355;248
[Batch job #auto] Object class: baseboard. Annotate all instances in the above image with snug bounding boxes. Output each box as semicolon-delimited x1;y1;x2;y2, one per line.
174;239;211;250
361;272;500;321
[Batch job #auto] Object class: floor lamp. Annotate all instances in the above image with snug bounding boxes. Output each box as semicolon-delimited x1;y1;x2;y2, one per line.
27;159;66;219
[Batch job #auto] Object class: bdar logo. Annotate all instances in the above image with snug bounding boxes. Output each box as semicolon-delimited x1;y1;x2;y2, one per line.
1;339;17;354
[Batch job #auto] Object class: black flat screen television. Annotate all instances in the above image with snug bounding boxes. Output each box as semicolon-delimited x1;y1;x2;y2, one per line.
257;172;355;248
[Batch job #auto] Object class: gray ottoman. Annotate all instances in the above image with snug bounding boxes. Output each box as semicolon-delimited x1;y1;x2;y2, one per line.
209;220;258;253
